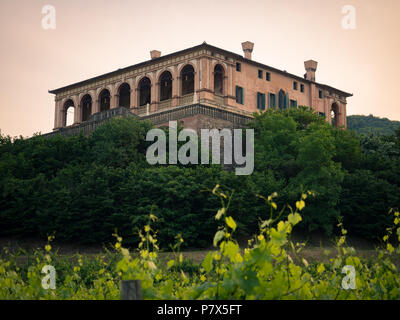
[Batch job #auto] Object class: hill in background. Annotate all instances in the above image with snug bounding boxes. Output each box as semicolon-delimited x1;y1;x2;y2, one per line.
347;114;400;136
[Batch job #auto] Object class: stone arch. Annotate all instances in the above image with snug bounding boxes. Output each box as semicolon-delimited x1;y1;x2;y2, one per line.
211;60;227;74
177;61;197;75
213;64;224;95
159;71;173;101
136;72;155;86
80;94;93;122
118;82;131;108
180;64;195;96
99;89;111;112
63;99;75;127
138;77;151;107
80;91;95;103
331;102;340;127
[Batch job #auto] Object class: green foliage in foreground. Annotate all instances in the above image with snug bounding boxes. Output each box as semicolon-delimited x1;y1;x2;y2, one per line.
1;188;399;300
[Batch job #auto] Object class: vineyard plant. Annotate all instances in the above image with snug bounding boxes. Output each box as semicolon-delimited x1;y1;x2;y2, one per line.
1;186;399;300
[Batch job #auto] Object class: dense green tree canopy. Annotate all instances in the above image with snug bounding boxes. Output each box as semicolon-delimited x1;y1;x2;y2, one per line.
347;114;400;136
0;109;399;247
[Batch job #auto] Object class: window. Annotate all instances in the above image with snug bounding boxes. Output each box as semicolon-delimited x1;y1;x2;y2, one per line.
319;90;323;99
268;93;276;108
99;89;111;111
139;77;151;106
278;90;287;110
293;82;298;90
214;64;224;95
290;99;298;108
257;92;266;110
81;94;92;122
236;62;241;72
119;83;131;108
258;70;263;79
266;72;271;81
300;84;304;93
235;86;244;104
181;65;195;95
159;72;172;101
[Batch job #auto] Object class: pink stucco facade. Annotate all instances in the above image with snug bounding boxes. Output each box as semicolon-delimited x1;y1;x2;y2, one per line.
50;42;352;131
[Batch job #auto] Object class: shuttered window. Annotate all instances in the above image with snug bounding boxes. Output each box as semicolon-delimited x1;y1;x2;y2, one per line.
257;92;266;110
236;86;244;104
269;93;276;108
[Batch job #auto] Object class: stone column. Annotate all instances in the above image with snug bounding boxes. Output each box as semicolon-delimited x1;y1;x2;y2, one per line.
194;69;200;94
111;93;118;109
60;107;66;128
93;99;100;114
153;82;160;111
130;89;136;109
54;100;61;130
172;76;180;107
74;102;80;124
340;103;347;128
135;88;140;110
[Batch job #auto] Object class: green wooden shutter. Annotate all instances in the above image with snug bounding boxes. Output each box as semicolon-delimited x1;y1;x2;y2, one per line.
262;93;266;110
284;94;289;109
235;86;239;103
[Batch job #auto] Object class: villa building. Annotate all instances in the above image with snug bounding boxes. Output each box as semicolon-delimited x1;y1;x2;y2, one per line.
49;41;352;133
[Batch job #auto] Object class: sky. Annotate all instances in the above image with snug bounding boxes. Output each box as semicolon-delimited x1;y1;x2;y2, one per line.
0;0;399;137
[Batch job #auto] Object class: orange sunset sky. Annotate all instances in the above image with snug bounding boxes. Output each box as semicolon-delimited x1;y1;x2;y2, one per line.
0;0;399;137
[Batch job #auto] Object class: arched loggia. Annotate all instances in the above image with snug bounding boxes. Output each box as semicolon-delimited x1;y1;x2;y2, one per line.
99;89;111;112
214;64;224;95
181;65;194;95
81;94;92;122
139;77;151;107
331;102;339;127
118;83;131;108
159;71;172;101
63;99;75;127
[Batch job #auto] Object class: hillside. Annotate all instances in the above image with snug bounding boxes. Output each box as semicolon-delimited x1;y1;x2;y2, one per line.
347;114;400;135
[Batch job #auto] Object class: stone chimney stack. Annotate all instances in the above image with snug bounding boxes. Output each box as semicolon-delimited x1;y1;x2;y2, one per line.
241;41;254;60
150;50;161;60
304;60;318;82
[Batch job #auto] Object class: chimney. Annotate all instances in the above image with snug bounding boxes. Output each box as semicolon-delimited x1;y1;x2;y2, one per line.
241;41;254;60
304;60;318;82
150;50;161;60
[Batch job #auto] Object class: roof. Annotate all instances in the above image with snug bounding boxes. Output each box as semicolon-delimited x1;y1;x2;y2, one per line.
49;42;353;97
